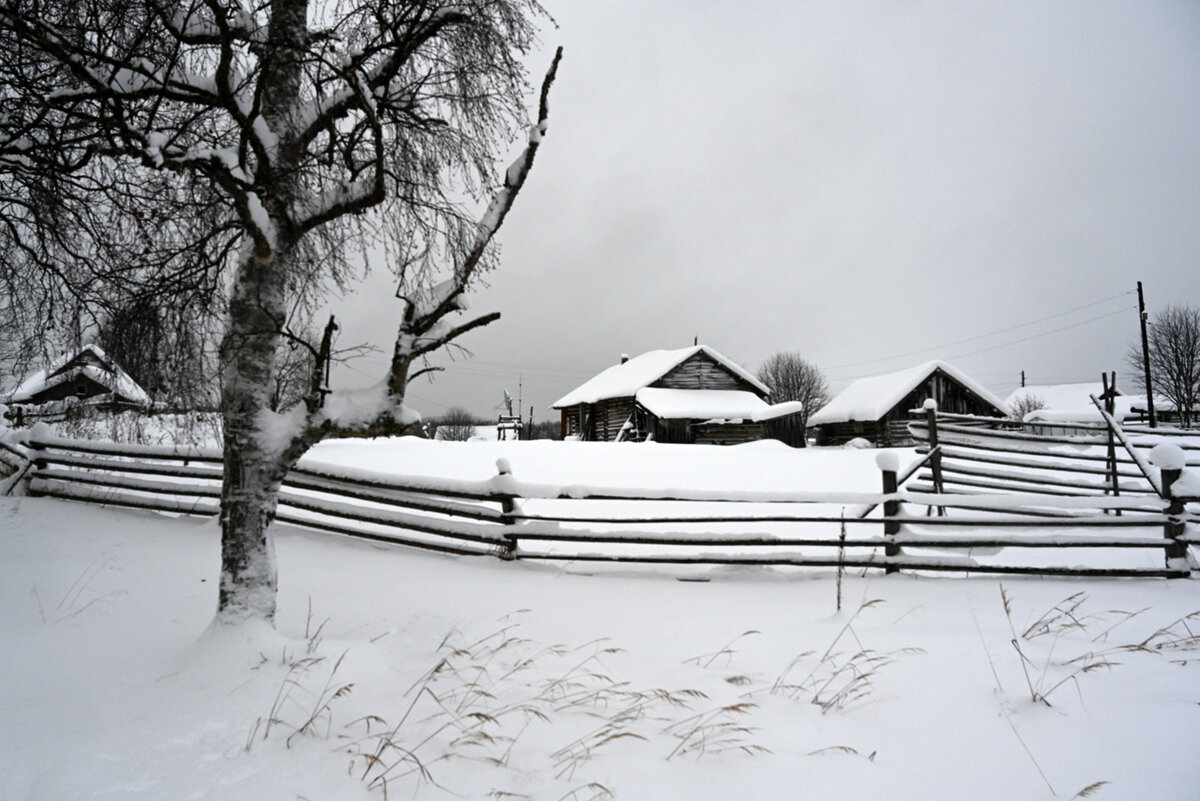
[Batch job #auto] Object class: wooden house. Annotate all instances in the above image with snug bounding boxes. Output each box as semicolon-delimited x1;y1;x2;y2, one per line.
551;345;806;445
6;344;151;421
808;360;1007;447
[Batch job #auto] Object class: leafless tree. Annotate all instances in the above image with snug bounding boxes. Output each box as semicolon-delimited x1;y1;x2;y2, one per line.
0;0;561;623
1006;392;1046;422
435;406;478;441
756;351;829;432
97;296;216;408
1127;305;1200;428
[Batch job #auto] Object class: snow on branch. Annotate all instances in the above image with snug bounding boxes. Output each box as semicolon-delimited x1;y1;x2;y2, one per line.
404;46;562;337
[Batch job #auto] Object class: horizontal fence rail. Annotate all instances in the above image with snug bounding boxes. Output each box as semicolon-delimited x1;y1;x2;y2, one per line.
5;424;1199;579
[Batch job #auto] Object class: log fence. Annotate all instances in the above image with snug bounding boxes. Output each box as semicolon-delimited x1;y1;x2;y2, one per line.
4;423;1198;579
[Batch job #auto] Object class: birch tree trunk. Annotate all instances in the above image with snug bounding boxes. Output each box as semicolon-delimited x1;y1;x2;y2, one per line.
216;0;307;622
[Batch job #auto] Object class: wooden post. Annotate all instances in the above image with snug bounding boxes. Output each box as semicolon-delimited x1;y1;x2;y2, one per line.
1102;372;1121;516
496;459;519;561
1161;466;1187;574
1137;281;1157;428
878;452;901;573
1150;444;1188;575
924;400;945;516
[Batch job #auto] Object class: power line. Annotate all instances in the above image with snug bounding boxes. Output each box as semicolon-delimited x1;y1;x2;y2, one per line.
944;306;1133;361
823;290;1135;372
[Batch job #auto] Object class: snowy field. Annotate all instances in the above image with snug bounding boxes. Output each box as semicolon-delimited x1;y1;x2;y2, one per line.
2;439;1199;800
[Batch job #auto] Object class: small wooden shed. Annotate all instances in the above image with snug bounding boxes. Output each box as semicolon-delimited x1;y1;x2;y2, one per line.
7;344;151;419
808;360;1007;447
552;345;805;446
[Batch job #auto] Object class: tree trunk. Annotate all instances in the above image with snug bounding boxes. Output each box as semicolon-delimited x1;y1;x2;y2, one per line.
216;0;308;624
217;246;292;622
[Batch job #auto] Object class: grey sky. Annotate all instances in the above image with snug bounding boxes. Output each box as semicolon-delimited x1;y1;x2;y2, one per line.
333;1;1200;422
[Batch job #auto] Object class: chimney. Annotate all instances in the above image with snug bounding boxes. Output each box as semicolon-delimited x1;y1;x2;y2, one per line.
620;353;629;364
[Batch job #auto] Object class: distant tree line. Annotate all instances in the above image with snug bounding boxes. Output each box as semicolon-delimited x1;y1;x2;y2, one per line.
429;407;561;440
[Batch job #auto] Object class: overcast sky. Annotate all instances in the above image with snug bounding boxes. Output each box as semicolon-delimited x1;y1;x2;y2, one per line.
333;0;1200;422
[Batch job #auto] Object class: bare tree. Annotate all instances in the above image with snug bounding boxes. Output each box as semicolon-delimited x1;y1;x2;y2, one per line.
1007;392;1046;423
0;0;561;623
756;352;829;437
97;295;216;408
435;406;478;441
1126;305;1200;428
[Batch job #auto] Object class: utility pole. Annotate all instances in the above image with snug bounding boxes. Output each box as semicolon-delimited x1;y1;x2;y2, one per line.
1020;370;1025;388
1138;281;1157;428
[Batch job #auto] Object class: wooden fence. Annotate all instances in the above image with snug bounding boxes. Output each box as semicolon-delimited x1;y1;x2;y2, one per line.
5;424;1198;579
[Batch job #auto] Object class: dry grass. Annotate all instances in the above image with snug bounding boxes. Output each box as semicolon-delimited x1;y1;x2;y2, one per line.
246;614;777;798
999;585;1155;708
765;598;923;714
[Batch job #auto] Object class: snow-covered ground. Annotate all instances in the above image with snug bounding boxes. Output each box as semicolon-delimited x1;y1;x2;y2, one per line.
2;439;1198;800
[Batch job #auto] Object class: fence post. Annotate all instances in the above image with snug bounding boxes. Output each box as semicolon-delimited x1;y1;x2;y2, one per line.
495;459;519;561
877;451;901;573
23;436;47;496
1102;372;1121;516
923;399;945;516
1150;444;1188;575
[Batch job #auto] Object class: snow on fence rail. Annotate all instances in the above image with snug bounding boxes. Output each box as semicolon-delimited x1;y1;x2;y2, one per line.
8;431;1199;579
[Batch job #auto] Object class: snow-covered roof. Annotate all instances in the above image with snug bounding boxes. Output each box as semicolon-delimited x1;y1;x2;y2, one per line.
807;360;1007;426
1004;382;1120;410
1023;394;1147;424
634;388;802;422
552;346;768;408
8;344;151;405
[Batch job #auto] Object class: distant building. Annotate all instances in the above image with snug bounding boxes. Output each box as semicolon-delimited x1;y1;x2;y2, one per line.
808;360;1008;447
551;345;805;445
1006;381;1128;435
6;344;150;422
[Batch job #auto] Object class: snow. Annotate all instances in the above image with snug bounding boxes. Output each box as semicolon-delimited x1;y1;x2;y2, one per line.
245;191;275;249
631;390;803;423
875;450;900;473
636;388;764;419
552;346;769;408
808;360;1008;425
1005;382;1118;411
319;382;418;430
8;344;151;406
1022;396;1146;425
1151;443;1188;472
3;436;1199;800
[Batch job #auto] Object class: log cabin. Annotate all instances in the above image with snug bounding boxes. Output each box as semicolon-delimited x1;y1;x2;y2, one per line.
6;344;151;420
808;360;1008;447
552;345;806;445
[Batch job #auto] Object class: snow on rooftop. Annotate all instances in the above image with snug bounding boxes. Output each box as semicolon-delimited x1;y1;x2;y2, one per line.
552;345;767;408
807;360;1007;426
8;344;150;405
636;388;767;420
1023;395;1145;424
1004;382;1119;410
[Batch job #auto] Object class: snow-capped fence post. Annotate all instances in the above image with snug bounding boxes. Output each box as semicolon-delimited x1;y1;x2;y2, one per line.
923;400;946;516
495;459;520;561
1150;444;1189;575
878;451;902;573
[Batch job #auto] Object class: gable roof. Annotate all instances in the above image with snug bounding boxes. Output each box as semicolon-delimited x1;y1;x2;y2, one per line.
8;344;150;405
807;360;1007;426
552;346;768;408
